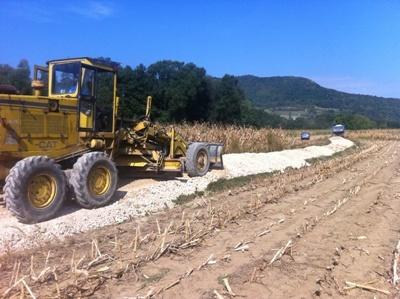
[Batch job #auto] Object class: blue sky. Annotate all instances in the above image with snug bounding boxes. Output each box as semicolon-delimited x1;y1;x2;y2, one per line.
1;0;400;97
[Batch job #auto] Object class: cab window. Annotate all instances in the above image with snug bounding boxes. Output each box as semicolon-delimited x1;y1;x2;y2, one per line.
95;70;114;132
52;63;79;95
81;68;95;96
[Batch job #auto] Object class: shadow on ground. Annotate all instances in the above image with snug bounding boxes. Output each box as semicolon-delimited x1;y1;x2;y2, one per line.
55;168;183;220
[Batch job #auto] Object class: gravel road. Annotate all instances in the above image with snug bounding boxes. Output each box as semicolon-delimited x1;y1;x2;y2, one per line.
0;136;353;253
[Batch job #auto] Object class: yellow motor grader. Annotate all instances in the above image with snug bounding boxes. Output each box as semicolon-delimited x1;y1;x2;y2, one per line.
0;57;223;223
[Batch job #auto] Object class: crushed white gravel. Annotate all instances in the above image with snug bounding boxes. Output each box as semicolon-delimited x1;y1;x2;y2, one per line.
0;136;353;253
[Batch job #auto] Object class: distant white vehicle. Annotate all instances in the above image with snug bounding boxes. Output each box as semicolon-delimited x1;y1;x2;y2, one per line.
301;131;310;140
332;124;345;136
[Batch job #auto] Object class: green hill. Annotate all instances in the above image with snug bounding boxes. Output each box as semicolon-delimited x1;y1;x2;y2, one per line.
237;75;400;127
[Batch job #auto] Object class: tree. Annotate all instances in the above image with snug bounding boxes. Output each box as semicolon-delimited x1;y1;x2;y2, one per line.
0;59;32;94
11;59;32;94
210;75;244;123
0;64;13;84
118;64;152;120
334;113;376;129
147;60;211;122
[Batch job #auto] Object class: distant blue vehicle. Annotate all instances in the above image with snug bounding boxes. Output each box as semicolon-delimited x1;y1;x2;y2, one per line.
332;124;345;136
301;131;310;140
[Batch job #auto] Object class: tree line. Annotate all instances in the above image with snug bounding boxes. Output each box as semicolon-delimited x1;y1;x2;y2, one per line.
0;59;32;94
117;60;251;124
0;58;385;129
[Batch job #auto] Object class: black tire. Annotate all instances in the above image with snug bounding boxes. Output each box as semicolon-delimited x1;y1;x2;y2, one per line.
4;156;66;224
64;169;74;200
70;152;118;209
185;142;211;177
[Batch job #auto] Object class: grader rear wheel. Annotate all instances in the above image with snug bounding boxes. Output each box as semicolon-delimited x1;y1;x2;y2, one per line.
185;142;211;177
4;156;66;223
70;152;118;209
88;166;112;196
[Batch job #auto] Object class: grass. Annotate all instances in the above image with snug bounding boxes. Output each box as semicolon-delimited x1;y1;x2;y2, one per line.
173;172;280;206
173;191;204;205
305;144;358;164
207;172;278;193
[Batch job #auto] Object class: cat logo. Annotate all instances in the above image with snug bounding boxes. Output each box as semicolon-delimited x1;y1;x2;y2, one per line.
36;141;58;149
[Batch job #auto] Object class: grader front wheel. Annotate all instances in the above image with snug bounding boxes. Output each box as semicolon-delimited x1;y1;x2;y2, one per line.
4;156;66;223
27;173;57;208
70;152;118;209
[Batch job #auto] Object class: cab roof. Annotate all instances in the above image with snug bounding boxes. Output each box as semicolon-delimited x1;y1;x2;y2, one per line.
46;57;120;72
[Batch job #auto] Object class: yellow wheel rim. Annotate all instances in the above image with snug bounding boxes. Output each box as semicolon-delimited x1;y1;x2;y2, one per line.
28;174;57;208
88;166;111;196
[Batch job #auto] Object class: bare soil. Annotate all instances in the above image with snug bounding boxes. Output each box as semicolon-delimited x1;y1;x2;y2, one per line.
1;140;400;298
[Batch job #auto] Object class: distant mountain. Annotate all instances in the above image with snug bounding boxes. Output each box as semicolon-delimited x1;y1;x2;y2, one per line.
236;75;400;126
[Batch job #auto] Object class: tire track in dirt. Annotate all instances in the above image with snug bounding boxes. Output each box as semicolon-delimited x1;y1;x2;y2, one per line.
226;141;400;299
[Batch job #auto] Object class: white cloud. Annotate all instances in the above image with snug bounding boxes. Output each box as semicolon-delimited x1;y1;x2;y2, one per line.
1;1;115;23
67;1;114;19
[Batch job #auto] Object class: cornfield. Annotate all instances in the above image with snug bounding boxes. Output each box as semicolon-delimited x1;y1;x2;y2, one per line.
168;124;400;154
172;123;330;153
347;129;400;140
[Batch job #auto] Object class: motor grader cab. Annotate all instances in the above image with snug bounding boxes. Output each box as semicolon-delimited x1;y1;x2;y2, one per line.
0;57;223;223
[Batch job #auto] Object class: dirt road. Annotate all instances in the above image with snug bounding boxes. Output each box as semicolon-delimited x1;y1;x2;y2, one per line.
0;137;351;253
1;139;400;298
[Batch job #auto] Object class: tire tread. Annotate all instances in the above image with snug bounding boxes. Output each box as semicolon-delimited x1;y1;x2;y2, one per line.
4;156;66;223
70;152;117;209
